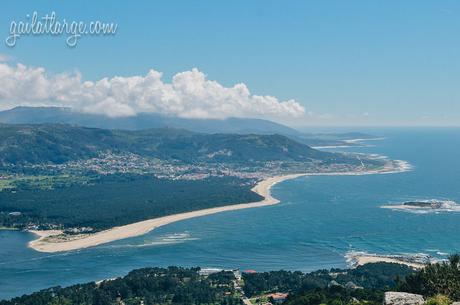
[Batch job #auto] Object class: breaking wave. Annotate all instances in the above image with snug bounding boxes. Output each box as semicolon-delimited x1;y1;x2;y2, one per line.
381;199;460;214
102;232;199;249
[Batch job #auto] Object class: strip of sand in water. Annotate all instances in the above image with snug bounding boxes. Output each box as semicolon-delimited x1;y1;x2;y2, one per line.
346;252;428;269
29;160;411;253
29;174;302;253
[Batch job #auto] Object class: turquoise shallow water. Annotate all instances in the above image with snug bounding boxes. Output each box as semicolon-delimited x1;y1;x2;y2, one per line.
1;128;460;300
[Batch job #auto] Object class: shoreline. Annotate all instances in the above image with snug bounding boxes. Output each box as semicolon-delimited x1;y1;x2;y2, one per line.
312;137;385;149
349;255;426;269
28;174;303;253
28;160;411;253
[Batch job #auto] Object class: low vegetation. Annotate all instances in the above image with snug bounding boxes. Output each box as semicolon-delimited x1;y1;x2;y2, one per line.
425;294;451;305
398;254;460;300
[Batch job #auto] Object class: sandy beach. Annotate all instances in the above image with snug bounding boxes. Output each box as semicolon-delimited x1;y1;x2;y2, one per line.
28;174;304;253
28;159;411;253
350;255;426;269
312;137;385;149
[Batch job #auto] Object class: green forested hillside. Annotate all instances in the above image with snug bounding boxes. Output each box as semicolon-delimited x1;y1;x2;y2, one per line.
0;124;117;165
0;123;380;231
0;106;377;148
0;123;345;166
0;263;415;305
242;263;415;297
5;259;460;305
0;267;241;305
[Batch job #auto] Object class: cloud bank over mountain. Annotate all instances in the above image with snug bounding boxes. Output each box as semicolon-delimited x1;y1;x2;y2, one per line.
0;61;305;120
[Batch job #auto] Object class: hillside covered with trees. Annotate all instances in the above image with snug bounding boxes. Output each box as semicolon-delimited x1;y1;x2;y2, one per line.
0;263;414;305
0;123;345;166
4;256;460;305
0;123;387;232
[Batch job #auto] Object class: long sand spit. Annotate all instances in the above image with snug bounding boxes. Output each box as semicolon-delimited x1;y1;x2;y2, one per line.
350;254;426;269
28;174;302;253
29;160;411;253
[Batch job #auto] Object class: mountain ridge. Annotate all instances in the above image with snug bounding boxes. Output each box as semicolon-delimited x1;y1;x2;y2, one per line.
0;106;302;135
0;106;378;147
0;123;335;166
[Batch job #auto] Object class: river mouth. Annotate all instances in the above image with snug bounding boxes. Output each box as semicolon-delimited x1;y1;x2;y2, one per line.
1;129;460;300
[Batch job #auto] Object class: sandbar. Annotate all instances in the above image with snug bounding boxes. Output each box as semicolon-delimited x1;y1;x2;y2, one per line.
29;159;411;253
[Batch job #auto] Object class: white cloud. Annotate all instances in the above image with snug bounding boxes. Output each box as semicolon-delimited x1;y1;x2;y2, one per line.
0;62;305;120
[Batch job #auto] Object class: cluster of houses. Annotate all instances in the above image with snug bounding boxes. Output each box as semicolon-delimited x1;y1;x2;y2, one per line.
199;268;288;305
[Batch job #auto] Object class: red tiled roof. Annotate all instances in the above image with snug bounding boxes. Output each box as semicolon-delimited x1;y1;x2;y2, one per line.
243;269;257;273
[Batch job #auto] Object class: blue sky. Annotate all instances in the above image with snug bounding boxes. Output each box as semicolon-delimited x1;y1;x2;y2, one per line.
0;0;459;126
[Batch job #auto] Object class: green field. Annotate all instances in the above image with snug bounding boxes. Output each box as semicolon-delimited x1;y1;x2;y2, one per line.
0;175;90;191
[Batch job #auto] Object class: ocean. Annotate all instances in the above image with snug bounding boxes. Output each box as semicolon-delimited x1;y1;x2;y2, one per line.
1;128;459;300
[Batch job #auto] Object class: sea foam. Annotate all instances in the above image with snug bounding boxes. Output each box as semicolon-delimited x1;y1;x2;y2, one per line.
101;232;199;249
381;199;460;214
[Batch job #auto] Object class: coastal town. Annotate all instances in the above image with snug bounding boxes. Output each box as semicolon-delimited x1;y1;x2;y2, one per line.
199;268;289;305
1;150;393;185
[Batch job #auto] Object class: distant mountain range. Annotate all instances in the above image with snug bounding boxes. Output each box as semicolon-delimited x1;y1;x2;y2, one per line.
0;107;375;146
0;106;301;135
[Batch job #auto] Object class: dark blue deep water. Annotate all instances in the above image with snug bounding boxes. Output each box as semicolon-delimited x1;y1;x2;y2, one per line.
1;128;459;300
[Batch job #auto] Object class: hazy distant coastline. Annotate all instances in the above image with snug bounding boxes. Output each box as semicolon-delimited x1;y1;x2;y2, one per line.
311;137;385;149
